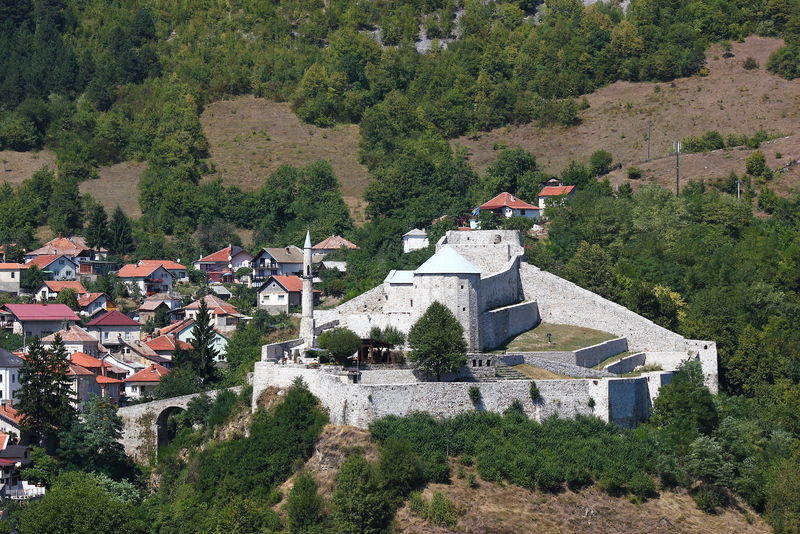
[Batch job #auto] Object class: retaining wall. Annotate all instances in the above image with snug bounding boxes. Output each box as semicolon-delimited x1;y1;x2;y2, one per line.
261;338;304;361
499;354;613;378
480;256;523;312
480;300;540;350
574;338;629;367
604;352;646;374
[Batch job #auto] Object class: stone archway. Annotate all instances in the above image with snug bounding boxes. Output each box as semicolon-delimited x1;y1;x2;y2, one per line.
155;406;186;447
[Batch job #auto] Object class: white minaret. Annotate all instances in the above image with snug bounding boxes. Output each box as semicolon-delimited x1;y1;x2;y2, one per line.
300;230;315;348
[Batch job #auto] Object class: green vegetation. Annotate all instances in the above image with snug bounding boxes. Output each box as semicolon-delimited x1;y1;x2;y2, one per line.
317;327;362;365
681;130;780;153
408;302;467;381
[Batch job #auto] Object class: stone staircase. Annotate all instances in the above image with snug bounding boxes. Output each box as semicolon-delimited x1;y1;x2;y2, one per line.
493;362;529;381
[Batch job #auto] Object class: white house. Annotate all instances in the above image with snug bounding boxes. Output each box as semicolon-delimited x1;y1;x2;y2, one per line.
0;263;27;295
85;311;142;347
117;264;174;295
136;260;188;283
77;292;112;317
257;275;320;314
193;245;253;283
25;254;79;280
124;364;169;400
250;246;305;284
34;281;87;302
42;325;104;356
182;295;244;334
160;319;228;362
0;304;79;338
402;229;429;253
0;349;23;404
471;192;541;229
537;184;576;212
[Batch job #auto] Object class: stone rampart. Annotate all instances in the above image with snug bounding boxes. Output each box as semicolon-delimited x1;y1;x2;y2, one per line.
441;230;525;275
261;338;304;361
480;300;540;350
480;256;523;312
604;352;646;374
498;354;613;378
574;338;629;367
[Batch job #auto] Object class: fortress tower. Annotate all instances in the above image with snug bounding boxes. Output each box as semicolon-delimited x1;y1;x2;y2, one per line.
300;230;315;347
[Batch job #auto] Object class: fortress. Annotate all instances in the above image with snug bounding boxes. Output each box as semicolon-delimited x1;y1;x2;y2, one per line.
251;230;718;428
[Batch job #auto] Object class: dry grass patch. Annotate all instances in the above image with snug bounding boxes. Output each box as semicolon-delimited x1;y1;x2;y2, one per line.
80;161;146;218
502;322;616;353
0;149;57;185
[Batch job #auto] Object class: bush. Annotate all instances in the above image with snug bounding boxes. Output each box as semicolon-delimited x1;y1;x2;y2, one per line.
629;472;656;499
590;150;613;176
743;57;759;70
317;328;361;365
627;167;642;180
530;381;541;402
468;386;482;405
467;473;478;489
286;471;323;533
691;484;727;513
410;491;458;527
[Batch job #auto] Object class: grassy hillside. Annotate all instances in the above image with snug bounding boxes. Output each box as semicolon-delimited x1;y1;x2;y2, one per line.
454;37;800;177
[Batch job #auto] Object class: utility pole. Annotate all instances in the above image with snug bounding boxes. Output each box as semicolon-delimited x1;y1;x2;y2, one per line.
647;120;652;160
675;141;681;196
736;179;743;200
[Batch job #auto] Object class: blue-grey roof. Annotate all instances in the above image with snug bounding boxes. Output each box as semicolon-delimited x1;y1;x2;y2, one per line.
0;348;23;368
384;269;415;284
414;246;480;275
403;228;427;237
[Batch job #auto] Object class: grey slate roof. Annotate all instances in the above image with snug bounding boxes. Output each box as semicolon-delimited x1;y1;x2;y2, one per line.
414;246;481;275
0;348;23;368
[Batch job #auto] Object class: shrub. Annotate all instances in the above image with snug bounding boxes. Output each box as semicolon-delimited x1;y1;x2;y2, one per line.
691;484;727;513
317;328;361;365
468;386;482;405
467;473;478;489
627;166;642;180
588;397;596;409
530;381;542;402
743;57;759;70
411;491;458;527
286;471;323;533
590;150;613;176
629;472;656;499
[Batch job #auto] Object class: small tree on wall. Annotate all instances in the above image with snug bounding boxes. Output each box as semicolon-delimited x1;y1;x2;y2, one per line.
317;328;361;365
408;302;467;381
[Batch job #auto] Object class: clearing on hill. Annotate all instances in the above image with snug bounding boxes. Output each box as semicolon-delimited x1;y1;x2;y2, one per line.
79;161;146;218
0;149;57;186
455;37;800;181
200;96;371;223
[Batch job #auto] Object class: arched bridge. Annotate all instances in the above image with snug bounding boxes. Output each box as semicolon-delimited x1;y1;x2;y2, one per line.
118;388;240;463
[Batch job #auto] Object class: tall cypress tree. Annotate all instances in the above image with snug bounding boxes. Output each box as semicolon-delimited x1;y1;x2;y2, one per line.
84;203;109;249
108;206;133;256
189;298;218;385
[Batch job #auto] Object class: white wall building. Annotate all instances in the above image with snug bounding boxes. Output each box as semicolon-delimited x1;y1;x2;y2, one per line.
0;349;23;403
402;229;429;253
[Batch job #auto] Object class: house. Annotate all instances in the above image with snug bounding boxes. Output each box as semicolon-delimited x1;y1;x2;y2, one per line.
402;229;429;253
193;245;253;283
183;295;244;333
312;235;359;255
0;350;23;404
124;364;169;400
251;246;305;284
25;254;79;281
34;281;87;302
160;319;228;361
0;263;28;295
257;275;320;314
0;432;34;493
68;362;99;410
144;334;192;358
134;260;188;283
471;192;541;229
85;311;141;347
77;292;113;317
537;183;576;211
118;339;172;369
42;325;104;356
25;235;112;277
143;293;184;310
0;403;23;439
137;300;172;324
117;263;174;295
99;354;144;379
0;304;79;338
70;352;125;404
209;283;232;300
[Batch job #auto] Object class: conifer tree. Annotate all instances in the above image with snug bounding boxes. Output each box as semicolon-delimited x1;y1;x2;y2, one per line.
47;177;83;235
408;301;467;381
108;206;133;256
85;203;109;250
189;298;218;385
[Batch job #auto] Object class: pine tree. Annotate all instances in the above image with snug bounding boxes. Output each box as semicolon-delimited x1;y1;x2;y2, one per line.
408;301;467;381
189;298;219;385
17;335;75;446
47;176;83;235
85;203;109;249
108;206;133;256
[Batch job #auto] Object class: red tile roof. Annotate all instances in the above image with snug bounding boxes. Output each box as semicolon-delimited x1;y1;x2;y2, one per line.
86;310;140;327
77;292;106;307
158;319;194;336
185;294;232;310
68;363;94;376
125;364;169;383
138;260;187;271
117;263;166;278
0;404;22;426
196;245;251;263
42;325;97;343
313;235;359;250
26;254;74;270
95;375;123;384
2;304;79;322
43;281;86;293
70;351;107;369
145;334;192;352
0;263;28;270
538;185;575;197
263;275;321;294
479;192;539;211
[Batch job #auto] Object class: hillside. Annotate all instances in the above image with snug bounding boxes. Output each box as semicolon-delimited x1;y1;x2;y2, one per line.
454;37;800;178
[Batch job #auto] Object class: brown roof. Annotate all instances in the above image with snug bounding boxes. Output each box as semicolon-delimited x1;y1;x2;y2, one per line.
196;245;252;264
158;319;194;336
77;292;106;307
185;294;230;310
261;275;320;294
479;192;539;211
41;325;97;343
43;281;87;293
313;235;358;250
138;260;187;271
117;263;167;278
0;404;22;426
125;364;169;383
257;246;303;264
0;263;28;270
27;236;87;257
68;363;94;376
138;300;170;312
538;185;576;197
145;334;192;352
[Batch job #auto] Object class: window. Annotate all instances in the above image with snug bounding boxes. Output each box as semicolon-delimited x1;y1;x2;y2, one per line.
0;375;3;383
104;332;109;339
11;374;14;383
9;272;13;279
278;295;285;301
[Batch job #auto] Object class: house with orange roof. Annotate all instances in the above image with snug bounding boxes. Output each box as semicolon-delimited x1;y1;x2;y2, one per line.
312;235;359;255
144;334;192;358
24;254;79;280
41;325;104;356
85;311;142;347
257;275;320;314
192;245;252;283
158;319;228;362
25;235;113;278
0;402;23;438
471;192;541;229
0;263;28;295
537;181;576;212
124;364;169;400
118;339;172;369
77;292;113;317
33;280;87;302
134;260;188;283
183;294;244;333
117;263;174;295
69;352;125;403
67;361;99;410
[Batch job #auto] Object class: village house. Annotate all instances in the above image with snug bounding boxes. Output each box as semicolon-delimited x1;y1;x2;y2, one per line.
250;246;305;284
42;325;104;357
134;260;188;283
77;292;113;317
159;319;228;362
183;294;244;333
402;228;429;253
118;339;171;369
137;300;171;324
117;263;174;295
257;275;320;314
25;254;79;281
312;235;359;255
144;334;192;358
67;361;98;410
193;245;253;283
470;192;541;229
124;364;169;400
24;235;112;278
0;304;78;338
34;281;86;302
0;403;23;440
0;350;23;404
0;432;34;494
85;311;142;347
537;182;576;212
69;352;126;404
0;263;27;295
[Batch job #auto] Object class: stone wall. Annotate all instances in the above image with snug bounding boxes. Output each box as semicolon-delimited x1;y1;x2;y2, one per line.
442;230;525;275
480;256;523;312
604;352;646;374
574;338;629;368
413;272;481;351
261;338;304;362
480;300;540;350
